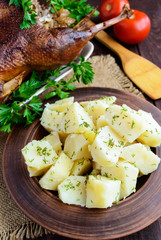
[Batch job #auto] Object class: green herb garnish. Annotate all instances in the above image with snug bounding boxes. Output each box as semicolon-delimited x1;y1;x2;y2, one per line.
48;0;99;22
9;0;37;29
0;57;94;133
9;0;99;29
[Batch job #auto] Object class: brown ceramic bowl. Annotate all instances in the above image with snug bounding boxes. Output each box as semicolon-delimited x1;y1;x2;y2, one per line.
2;88;161;239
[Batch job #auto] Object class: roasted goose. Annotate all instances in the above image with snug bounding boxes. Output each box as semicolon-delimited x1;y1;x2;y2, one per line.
0;0;133;102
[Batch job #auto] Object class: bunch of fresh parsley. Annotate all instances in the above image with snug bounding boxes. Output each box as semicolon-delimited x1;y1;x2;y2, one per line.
9;0;99;29
0;57;94;133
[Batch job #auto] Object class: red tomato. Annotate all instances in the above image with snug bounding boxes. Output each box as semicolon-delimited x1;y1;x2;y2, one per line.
113;10;151;44
99;0;130;21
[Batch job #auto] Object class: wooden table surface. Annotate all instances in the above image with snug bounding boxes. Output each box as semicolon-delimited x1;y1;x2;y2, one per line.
32;0;161;239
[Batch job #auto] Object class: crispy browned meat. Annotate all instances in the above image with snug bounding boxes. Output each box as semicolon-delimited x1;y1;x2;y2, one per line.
0;0;132;101
0;1;82;83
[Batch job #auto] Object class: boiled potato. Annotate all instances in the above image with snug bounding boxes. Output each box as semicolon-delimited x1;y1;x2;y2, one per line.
89;126;126;167
101;159;139;200
40;108;63;132
120;143;161;175
137;110;161;147
92;161;102;171
40;97;74;133
61;102;96;143
58;131;68;145
124;140;138;147
39;152;73;190
83;130;96;144
96;115;108;130
70;158;92;176
64;134;91;160
104;104;145;143
21;140;58;177
58;176;86;207
90;169;101;175
86;175;121;208
90;162;101;175
80;96;116;108
42;132;62;154
48;97;74;112
80;96;116;124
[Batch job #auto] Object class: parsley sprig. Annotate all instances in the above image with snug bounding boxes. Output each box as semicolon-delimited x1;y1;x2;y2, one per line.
48;0;99;22
0;97;43;133
42;56;94;100
9;0;37;29
9;0;99;29
0;57;94;133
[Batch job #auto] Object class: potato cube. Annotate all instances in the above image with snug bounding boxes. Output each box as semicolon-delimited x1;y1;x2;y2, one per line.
80;96;116;108
90;169;101;175
21;140;58;177
92;162;102;171
96;115;108;130
86;175;121;208
58;131;68;145
83;130;96;144
48;97;74;112
120;143;160;175
90;162;101;176
101;159;139;200
58;176;86;207
137;110;161;147
39;152;73;190
80;96;116;124
89;126;126;167
104;104;145;143
64;134;91;160
40;97;74;133
42;132;62;154
61;102;96;143
70;158;92;176
40;107;63;132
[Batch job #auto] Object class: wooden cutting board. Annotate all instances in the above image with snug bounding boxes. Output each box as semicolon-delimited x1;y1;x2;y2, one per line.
93;28;161;100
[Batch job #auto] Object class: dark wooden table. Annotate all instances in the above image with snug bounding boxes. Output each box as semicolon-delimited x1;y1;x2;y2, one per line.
33;0;161;239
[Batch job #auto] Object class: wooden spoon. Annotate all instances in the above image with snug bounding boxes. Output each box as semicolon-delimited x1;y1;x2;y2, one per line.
93;27;161;100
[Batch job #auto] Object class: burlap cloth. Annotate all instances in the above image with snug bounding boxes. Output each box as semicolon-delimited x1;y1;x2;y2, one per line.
0;55;143;240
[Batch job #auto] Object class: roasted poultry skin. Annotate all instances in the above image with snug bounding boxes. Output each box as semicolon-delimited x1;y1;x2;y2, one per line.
0;0;132;102
0;0;91;83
